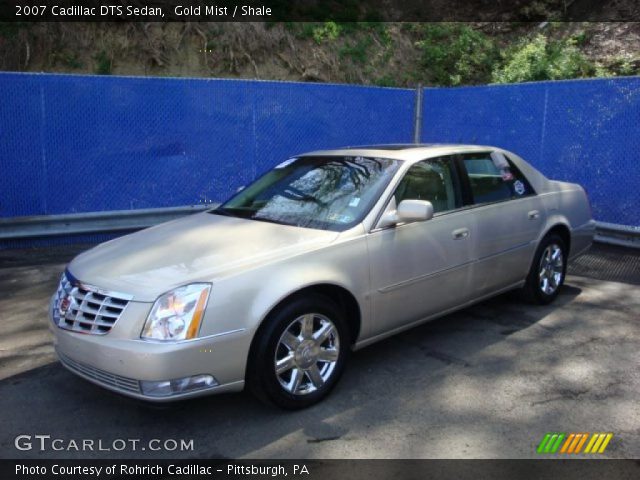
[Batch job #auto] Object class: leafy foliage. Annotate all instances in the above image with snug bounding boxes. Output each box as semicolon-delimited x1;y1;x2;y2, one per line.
3;22;636;87
492;35;594;83
372;75;397;87
339;38;372;64
93;51;112;75
312;22;341;44
414;23;499;86
0;22;29;38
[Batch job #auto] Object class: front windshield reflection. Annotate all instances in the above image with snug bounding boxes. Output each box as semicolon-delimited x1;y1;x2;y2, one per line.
212;156;400;231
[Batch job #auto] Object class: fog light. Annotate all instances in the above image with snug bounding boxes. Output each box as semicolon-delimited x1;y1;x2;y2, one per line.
140;374;217;397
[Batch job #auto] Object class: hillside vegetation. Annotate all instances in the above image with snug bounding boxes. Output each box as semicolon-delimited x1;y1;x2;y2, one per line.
0;22;638;86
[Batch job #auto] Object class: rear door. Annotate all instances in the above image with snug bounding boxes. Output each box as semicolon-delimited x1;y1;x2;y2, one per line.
458;151;545;296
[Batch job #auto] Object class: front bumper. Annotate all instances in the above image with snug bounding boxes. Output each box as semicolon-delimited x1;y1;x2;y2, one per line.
50;303;250;402
56;347;244;402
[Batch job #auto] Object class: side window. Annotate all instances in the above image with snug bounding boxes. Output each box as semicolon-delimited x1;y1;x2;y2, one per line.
462;152;534;204
394;157;461;214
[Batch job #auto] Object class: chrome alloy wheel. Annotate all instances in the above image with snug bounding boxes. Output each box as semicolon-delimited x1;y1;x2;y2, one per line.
539;243;564;295
274;313;340;395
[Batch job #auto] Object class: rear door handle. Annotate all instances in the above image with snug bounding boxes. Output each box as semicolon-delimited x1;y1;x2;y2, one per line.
528;210;540;220
452;228;469;240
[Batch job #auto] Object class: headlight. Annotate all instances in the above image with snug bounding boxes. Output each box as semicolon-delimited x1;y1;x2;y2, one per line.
141;284;211;342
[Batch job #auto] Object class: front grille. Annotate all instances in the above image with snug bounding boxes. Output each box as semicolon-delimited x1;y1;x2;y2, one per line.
58;351;141;394
52;271;132;335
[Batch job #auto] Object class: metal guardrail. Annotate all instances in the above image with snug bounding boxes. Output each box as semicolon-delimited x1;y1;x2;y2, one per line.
0;205;213;240
594;222;640;249
0;206;638;249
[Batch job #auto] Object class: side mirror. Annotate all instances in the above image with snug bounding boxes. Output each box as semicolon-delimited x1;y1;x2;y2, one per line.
378;199;434;228
397;199;434;223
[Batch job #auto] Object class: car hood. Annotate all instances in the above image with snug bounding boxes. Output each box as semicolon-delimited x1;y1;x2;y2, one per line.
68;212;339;302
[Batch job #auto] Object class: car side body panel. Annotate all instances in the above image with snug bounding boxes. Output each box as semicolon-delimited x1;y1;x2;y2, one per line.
536;180;596;258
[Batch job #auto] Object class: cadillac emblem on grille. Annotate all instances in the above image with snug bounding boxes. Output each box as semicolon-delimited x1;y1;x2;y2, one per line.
52;271;133;335
58;296;71;316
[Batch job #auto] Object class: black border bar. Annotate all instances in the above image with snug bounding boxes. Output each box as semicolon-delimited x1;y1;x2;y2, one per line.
1;0;640;22
3;459;640;480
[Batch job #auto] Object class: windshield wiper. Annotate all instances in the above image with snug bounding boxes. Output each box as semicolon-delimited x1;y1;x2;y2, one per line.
210;207;240;218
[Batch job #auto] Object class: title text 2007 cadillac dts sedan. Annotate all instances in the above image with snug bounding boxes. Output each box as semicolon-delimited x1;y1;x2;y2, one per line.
51;145;595;409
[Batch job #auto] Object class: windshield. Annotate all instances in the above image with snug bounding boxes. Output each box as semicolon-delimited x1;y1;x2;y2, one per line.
211;156;401;231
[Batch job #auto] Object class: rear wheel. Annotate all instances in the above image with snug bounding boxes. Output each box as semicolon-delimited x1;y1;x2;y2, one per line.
521;234;567;304
247;294;349;409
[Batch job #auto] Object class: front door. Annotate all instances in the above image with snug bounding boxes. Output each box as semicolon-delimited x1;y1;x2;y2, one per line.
366;156;476;338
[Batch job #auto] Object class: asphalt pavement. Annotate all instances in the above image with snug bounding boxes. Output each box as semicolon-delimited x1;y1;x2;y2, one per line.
0;243;638;459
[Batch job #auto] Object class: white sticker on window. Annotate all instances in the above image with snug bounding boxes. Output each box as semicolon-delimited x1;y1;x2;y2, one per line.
328;213;353;223
275;158;297;169
349;197;361;207
514;180;526;195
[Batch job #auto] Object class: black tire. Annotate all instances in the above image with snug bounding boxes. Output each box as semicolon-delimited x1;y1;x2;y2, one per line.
247;294;350;410
520;233;567;305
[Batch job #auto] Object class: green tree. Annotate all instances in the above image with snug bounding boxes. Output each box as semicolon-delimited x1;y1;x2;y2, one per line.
492;34;594;83
415;23;498;86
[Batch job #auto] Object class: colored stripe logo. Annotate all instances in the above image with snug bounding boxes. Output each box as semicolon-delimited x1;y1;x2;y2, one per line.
537;433;613;454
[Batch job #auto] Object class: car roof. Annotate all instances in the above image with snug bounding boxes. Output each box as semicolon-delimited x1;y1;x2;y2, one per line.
299;144;499;162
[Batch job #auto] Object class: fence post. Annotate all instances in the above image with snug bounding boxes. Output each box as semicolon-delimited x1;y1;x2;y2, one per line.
413;84;423;144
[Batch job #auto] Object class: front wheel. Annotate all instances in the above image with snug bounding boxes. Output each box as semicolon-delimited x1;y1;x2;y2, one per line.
247;294;350;409
521;234;567;304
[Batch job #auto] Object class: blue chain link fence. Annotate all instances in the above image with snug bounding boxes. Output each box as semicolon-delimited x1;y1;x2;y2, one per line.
0;72;414;218
1;73;639;248
421;77;640;227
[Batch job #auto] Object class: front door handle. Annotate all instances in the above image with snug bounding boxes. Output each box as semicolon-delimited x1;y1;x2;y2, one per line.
528;210;540;220
452;227;469;240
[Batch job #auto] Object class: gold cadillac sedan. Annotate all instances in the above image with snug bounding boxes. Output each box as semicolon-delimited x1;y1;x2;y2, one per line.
50;144;595;409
